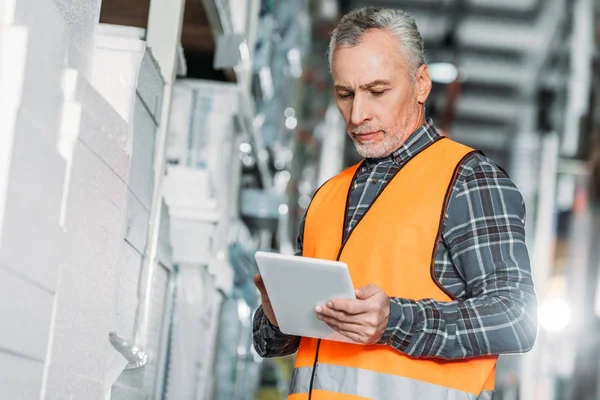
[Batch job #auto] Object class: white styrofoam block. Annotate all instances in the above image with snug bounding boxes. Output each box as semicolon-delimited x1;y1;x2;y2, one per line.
63;70;130;179
96;23;146;40
136;50;164;122
91;34;146;124
0;269;54;361
44;364;104;400
115;290;138;340
48;271;113;377
123;189;150;254
0;25;28;105
67;140;128;222
118;241;143;299
78;102;130;181
207;257;235;296
8;0;103;78
6;117;66;214
0;197;63;292
60;209;122;287
128;98;157;208
3;0;69;138
169;217;216;265
0;25;31;250
162;166;215;209
52;0;102;70
0;352;44;399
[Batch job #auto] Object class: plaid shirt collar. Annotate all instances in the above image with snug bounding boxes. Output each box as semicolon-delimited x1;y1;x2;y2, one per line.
364;118;441;168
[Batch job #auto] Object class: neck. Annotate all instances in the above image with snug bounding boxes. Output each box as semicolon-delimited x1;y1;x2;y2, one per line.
410;105;426;133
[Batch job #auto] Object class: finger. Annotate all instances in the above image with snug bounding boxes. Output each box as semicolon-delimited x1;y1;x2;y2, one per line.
253;274;266;293
316;310;363;327
318;317;370;344
355;284;383;300
315;304;357;322
327;298;371;315
318;314;363;332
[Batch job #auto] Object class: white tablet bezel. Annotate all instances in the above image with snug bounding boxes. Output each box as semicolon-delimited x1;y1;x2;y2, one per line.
254;251;357;342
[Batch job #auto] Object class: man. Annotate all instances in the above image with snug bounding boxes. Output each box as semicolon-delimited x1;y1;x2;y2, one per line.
253;7;538;400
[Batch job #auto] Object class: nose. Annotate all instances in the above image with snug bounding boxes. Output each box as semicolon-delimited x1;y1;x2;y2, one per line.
350;93;372;127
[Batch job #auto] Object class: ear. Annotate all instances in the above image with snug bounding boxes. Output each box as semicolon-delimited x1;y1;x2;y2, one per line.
416;64;432;104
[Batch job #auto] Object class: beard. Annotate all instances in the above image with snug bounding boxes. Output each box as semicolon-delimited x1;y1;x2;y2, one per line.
350;125;405;159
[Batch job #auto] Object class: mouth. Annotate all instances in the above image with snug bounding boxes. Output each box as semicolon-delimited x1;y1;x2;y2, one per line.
354;131;381;141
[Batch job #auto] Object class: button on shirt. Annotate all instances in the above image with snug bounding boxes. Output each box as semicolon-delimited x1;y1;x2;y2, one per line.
253;119;538;360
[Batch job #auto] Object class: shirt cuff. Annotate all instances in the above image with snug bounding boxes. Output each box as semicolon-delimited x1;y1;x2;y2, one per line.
378;298;417;350
256;306;287;339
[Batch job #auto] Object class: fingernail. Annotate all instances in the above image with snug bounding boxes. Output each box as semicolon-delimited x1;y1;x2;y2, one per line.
327;301;333;308
315;305;322;313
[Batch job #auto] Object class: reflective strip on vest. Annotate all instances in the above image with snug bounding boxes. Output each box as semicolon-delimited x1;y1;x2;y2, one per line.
290;365;494;400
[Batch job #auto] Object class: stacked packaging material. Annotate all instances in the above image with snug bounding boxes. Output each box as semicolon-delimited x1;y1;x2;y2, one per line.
91;27;174;400
0;0;104;397
163;166;219;266
163;265;224;400
163;77;246;400
161;167;226;400
46;68;130;399
0;3;169;399
166;78;240;290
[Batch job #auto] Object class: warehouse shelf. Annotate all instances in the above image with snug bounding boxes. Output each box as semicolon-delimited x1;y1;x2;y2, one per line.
200;0;274;191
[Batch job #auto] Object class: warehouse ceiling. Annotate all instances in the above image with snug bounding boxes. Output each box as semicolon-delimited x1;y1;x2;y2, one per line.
99;0;231;80
99;0;571;168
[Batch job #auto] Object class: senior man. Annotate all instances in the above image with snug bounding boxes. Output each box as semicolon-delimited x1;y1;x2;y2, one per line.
253;7;538;400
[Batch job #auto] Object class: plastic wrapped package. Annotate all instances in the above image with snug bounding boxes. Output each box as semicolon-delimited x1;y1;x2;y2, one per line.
166;80;239;176
212;289;260;400
211;240;261;400
164;265;223;400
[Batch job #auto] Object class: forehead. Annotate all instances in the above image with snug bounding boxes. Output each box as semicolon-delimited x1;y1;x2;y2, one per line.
331;29;406;84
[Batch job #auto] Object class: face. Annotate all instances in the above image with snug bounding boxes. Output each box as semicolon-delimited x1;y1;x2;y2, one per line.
331;29;432;158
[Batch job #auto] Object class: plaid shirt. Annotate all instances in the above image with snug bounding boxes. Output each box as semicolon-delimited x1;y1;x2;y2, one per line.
253;119;538;360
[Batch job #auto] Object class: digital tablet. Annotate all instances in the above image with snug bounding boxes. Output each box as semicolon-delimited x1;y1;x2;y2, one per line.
254;251;357;343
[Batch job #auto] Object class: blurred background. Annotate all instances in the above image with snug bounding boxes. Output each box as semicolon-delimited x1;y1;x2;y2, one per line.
1;0;600;399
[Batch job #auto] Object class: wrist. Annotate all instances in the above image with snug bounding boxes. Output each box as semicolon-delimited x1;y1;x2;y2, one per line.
378;298;400;345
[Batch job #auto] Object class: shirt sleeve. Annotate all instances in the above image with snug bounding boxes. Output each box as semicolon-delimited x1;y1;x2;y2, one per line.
251;215;306;358
378;155;539;359
252;305;301;358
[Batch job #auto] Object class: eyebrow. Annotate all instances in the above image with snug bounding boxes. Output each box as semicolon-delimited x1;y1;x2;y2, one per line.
334;80;392;91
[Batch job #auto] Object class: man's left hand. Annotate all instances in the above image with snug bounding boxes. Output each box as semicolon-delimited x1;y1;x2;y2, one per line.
316;284;390;344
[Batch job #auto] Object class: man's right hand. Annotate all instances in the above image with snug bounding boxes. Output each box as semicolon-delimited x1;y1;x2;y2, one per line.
253;274;278;327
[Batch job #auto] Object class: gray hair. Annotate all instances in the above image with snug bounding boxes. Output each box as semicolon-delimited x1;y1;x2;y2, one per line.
328;7;426;77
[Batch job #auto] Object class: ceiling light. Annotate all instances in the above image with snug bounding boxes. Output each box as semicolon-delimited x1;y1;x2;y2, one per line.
429;62;459;84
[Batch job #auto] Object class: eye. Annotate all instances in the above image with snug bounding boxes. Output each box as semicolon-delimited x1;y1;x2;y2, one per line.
371;90;386;97
337;92;353;99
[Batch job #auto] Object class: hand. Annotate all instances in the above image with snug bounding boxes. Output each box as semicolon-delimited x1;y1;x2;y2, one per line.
316;284;390;344
253;274;278;327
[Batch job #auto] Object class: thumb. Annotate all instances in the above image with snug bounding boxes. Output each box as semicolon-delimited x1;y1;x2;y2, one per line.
355;284;381;300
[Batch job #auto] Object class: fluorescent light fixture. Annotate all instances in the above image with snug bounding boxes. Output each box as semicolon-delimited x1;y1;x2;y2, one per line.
429;62;459;84
539;297;571;333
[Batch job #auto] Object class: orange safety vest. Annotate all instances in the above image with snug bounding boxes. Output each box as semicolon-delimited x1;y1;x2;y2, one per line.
289;138;497;400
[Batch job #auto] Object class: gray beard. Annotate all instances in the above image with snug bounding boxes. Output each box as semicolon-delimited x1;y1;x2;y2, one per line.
351;130;403;158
